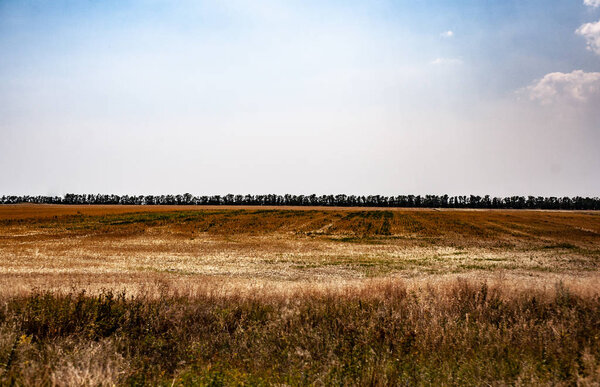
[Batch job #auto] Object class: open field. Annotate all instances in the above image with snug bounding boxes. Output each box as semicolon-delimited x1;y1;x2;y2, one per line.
1;205;600;385
1;205;599;288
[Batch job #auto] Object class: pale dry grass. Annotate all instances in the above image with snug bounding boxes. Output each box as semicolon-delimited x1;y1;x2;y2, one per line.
12;338;127;387
0;271;599;303
0;320;127;386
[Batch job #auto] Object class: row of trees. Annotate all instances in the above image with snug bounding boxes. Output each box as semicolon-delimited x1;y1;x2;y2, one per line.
1;194;599;210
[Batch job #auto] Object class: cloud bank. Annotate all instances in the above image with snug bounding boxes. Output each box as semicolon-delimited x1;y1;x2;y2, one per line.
576;20;600;55
525;70;600;104
523;2;600;107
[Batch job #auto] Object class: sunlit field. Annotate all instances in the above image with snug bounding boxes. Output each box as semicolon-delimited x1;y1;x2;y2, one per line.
1;205;600;385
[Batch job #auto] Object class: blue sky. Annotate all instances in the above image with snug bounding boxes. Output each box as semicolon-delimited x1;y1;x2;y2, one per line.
1;0;599;196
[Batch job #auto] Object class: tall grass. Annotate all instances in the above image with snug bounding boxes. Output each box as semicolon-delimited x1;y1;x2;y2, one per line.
1;280;599;386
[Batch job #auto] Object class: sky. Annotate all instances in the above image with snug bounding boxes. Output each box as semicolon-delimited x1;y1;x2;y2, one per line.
1;0;599;197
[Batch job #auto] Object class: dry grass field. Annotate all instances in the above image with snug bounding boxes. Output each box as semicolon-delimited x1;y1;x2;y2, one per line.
1;204;600;385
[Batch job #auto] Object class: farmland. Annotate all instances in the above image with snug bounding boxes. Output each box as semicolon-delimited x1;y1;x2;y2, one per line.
1;205;600;385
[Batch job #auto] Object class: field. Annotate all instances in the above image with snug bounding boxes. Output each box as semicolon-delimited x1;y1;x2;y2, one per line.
1;205;600;385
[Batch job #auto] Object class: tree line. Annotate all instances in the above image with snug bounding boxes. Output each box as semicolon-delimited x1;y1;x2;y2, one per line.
1;193;599;210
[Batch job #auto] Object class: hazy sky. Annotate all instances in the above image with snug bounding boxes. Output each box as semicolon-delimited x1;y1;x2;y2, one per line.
1;0;599;196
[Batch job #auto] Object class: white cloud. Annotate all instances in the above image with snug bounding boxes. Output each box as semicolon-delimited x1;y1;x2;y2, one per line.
584;0;600;7
440;30;454;38
430;57;462;65
576;20;600;55
525;70;600;104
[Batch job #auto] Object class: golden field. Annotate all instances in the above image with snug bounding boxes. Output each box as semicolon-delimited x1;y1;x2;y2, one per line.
1;204;600;385
0;204;599;293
